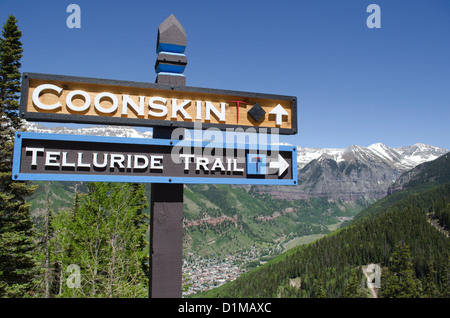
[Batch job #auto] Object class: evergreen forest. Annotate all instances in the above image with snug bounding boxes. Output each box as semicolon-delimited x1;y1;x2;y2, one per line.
197;182;450;298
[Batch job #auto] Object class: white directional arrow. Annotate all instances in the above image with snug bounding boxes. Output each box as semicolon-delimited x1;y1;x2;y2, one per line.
269;154;289;176
269;104;288;126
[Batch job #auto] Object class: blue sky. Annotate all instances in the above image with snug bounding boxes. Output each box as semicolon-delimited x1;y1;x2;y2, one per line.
1;0;449;149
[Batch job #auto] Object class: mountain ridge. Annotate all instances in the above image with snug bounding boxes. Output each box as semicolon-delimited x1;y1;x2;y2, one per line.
24;122;448;202
24;122;447;171
297;142;447;170
288;143;447;201
24;122;153;139
388;152;450;195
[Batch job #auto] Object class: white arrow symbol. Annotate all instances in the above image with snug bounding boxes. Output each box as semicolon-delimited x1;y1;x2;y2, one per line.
269;154;289;176
269;104;288;126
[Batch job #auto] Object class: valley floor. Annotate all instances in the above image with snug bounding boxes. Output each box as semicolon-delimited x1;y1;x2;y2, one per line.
283;221;345;251
183;244;281;296
183;221;346;296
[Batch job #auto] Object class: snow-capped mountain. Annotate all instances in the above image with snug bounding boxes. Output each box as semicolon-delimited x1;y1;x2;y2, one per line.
24;122;153;139
252;142;448;202
296;147;343;169
297;142;447;171
25;122;445;171
24;122;448;202
291;142;448;201
394;143;447;168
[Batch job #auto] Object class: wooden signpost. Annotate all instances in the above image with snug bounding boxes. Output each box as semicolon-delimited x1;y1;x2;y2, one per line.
14;14;298;298
20;72;297;135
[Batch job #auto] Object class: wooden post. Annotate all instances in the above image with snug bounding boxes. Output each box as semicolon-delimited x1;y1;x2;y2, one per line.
149;14;187;298
150;182;183;298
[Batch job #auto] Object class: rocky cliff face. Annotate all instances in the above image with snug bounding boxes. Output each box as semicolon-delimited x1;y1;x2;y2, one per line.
388;152;450;194
256;143;448;201
298;157;397;200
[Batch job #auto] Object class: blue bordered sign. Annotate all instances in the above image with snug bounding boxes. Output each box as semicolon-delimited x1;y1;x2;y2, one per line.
12;132;297;185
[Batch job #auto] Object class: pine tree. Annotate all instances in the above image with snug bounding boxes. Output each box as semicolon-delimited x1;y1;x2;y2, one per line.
0;15;23;131
343;267;368;298
313;278;327;298
440;252;450;298
381;242;421;298
0;15;37;298
423;262;439;298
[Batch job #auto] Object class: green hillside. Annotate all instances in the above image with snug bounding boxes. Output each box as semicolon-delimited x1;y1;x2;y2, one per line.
28;182;366;259
196;183;450;298
182;184;366;258
195;155;450;298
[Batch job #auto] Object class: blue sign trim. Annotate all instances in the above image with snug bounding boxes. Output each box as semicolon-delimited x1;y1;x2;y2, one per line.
157;43;186;53
13;132;297;185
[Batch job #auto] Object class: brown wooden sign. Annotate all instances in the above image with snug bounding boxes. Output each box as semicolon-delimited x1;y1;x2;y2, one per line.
20;73;298;135
12;132;297;185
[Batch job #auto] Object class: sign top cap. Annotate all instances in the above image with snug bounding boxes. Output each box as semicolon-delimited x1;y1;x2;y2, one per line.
157;14;186;48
